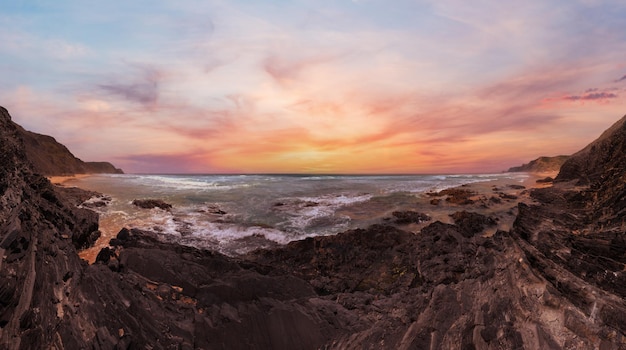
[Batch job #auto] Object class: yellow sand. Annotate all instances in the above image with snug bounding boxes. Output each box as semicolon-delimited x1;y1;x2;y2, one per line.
47;174;92;186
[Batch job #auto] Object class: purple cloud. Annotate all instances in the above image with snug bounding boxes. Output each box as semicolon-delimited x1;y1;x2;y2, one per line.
615;75;626;83
563;92;618;101
98;66;161;106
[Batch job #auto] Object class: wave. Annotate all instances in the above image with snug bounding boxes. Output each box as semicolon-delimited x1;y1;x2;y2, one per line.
122;208;294;255
273;193;373;232
76;172;530;256
134;175;254;191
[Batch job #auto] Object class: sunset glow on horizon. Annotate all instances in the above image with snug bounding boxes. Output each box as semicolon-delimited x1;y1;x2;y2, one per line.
2;1;626;173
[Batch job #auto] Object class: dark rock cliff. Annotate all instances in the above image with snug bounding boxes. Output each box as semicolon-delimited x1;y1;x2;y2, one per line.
507;116;626;349
0;107;101;349
507;155;569;173
0;107;123;176
556;115;626;227
557;115;626;186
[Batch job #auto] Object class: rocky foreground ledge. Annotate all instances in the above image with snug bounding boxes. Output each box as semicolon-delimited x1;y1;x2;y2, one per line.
1;105;626;349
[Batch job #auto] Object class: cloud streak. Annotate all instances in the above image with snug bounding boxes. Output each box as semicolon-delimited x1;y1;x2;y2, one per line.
563;91;618;101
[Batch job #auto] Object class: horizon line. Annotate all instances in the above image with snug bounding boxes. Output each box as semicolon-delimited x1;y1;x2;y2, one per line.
106;171;519;176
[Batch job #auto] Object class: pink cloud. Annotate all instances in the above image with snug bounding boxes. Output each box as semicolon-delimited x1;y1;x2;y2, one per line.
263;53;347;86
116;152;228;174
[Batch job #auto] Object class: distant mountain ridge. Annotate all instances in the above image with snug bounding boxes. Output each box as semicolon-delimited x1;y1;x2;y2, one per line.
0;106;123;176
507;155;569;173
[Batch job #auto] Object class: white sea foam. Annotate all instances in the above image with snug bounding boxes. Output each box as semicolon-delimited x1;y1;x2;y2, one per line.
141;175;234;191
195;224;290;244
137;214;294;255
273;193;372;231
123;192;374;254
74;173;528;256
300;176;340;181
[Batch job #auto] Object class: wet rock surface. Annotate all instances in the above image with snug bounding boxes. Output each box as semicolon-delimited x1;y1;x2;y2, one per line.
132;199;173;210
2;104;626;349
427;188;476;205
389;210;431;225
449;211;497;237
536;176;554;183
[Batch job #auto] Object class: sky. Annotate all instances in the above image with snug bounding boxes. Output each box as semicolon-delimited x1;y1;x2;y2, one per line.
1;0;626;174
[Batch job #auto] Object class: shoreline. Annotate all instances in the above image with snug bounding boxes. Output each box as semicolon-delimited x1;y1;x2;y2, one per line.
65;171;557;264
339;171;557;237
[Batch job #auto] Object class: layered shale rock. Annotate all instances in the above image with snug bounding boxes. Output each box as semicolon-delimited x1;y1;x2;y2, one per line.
0;107;101;349
83;228;359;349
510;115;626;348
556;115;626;227
249;217;606;349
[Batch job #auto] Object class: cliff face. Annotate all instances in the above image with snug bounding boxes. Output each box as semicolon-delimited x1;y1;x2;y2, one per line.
0;107;123;176
507;116;626;349
557;115;626;185
508;155;569;172
0;108;101;349
556;115;626;227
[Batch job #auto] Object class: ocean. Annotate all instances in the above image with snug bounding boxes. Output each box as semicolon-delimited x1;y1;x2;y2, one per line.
70;173;528;257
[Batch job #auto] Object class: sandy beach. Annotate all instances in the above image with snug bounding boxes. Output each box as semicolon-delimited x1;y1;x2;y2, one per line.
47;174;92;186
